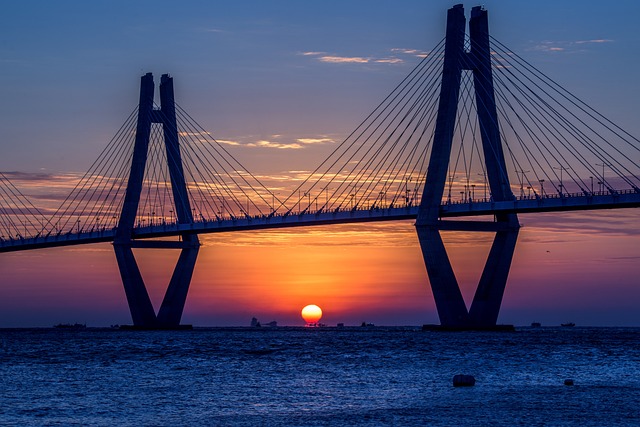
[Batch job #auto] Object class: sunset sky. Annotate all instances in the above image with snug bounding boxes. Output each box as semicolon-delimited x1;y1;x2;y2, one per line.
0;1;639;327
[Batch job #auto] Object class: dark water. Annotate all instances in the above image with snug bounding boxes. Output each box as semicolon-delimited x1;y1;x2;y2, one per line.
0;327;638;426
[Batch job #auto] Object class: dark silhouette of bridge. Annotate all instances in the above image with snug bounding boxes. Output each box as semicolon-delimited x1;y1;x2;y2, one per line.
1;5;639;328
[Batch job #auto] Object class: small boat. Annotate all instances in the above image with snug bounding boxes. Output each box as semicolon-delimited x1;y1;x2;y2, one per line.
531;322;541;328
54;323;86;329
561;322;575;327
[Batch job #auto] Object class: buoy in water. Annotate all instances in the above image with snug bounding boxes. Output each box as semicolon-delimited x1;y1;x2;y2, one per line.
453;374;476;387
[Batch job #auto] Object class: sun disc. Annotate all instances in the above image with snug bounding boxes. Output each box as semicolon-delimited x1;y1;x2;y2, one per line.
301;304;323;324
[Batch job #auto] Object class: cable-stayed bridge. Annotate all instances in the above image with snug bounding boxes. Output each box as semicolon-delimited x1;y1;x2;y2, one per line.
1;5;639;328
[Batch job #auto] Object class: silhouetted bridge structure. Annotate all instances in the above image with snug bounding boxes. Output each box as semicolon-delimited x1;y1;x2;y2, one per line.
2;5;639;328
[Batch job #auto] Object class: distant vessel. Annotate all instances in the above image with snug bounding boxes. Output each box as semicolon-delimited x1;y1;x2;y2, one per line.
531;322;541;328
561;322;576;327
54;323;86;329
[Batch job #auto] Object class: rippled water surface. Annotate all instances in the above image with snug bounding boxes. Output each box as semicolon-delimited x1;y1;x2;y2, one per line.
1;327;639;426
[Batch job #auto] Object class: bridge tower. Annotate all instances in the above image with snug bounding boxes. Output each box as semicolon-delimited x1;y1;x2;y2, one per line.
113;73;200;328
416;5;520;328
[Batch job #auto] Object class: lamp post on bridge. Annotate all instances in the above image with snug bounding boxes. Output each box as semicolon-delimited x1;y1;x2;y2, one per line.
477;172;487;201
596;162;609;194
379;190;386;209
405;177;412;207
539;179;545;198
515;169;530;198
553;165;570;197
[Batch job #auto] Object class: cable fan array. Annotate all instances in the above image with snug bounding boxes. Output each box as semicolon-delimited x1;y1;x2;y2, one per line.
42;104;280;236
279;34;640;213
0;172;48;240
274;38;448;216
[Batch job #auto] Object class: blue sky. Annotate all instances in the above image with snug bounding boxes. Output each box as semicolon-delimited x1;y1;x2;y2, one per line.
2;1;639;173
0;1;639;327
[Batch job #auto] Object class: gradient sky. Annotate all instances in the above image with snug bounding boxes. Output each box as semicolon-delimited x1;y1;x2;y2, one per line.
0;1;639;327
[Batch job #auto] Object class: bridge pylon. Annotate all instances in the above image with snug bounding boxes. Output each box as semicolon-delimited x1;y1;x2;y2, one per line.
416;5;520;328
113;73;200;329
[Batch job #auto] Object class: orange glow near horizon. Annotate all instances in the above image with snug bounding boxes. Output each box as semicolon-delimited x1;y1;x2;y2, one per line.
1;211;639;327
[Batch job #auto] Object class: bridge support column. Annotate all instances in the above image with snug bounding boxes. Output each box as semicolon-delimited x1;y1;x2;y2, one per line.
468;223;519;326
416;5;519;328
113;73;200;329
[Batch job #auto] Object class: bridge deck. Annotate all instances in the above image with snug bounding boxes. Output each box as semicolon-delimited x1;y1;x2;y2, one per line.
2;190;638;253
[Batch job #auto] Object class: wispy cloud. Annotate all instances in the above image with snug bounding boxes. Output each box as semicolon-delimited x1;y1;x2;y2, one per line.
575;39;614;45
226;134;336;150
216;139;241;146
296;137;334;145
301;50;405;65
246;140;303;149
375;58;404;64
530;39;614;53
1;171;57;182
319;55;370;64
391;48;431;58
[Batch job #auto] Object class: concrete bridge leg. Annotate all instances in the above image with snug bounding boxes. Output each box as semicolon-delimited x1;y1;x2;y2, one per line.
113;244;158;327
113;73;200;329
469;223;519;326
157;237;200;327
416;225;469;326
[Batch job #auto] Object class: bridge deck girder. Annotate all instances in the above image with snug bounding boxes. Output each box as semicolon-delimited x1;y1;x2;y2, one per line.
2;191;638;253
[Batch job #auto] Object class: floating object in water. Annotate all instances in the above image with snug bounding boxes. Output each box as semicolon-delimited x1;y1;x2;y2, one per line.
531;322;541;328
564;379;574;386
561;322;575;327
453;374;476;387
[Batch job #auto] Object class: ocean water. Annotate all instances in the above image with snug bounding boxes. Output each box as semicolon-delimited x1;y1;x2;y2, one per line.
0;327;639;426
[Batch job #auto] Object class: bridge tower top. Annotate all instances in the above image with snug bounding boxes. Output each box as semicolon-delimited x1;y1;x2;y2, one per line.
116;73;194;242
418;4;515;225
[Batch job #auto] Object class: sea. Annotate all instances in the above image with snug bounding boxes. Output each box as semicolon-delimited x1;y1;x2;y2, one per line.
0;326;638;426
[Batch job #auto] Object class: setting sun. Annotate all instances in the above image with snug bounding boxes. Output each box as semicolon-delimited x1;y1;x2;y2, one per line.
301;304;323;324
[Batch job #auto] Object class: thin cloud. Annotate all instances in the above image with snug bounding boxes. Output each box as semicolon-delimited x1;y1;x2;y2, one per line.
296;137;334;145
1;171;58;182
246;140;303;149
319;55;370;64
216;139;241;146
391;47;431;58
531;39;615;53
302;50;405;65
375;58;404;64
575;39;613;44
